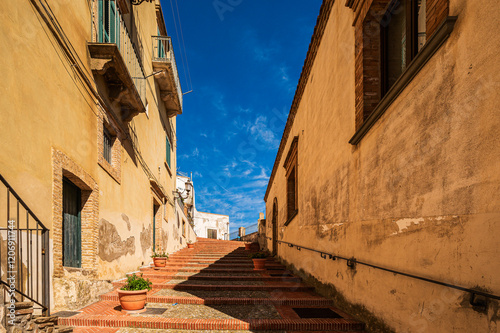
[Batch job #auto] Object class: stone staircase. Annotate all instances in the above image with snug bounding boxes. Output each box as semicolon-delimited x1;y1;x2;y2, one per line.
61;238;365;332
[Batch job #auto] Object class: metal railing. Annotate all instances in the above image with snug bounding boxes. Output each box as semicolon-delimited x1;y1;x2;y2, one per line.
277;239;500;302
152;36;183;107
229;230;239;241
0;174;50;315
92;0;147;107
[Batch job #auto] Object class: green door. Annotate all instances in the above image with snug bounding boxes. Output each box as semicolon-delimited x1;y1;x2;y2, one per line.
63;178;82;268
152;203;160;252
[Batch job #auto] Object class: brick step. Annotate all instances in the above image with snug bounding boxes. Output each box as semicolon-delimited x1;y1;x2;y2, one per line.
140;267;285;274
169;256;255;260
167;258;259;262
159;263;284;269
169;256;259;260
133;274;301;282
100;294;332;306
113;282;314;292
61;316;364;331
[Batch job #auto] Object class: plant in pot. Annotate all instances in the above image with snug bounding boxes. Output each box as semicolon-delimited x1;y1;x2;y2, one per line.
249;252;268;270
187;240;195;249
118;273;152;312
151;252;169;267
244;242;252;251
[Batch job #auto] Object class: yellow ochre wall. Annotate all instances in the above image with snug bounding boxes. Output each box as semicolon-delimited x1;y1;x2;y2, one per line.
0;0;196;311
264;0;500;332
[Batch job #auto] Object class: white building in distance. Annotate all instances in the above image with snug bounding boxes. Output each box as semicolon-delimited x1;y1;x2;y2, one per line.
177;175;230;240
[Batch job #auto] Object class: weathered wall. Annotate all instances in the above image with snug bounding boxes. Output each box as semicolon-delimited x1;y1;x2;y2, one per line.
0;0;193;311
193;210;230;240
264;0;500;332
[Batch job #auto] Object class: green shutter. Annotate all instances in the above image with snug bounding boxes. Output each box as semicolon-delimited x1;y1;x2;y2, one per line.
98;0;103;42
166;136;171;168
109;0;116;43
63;178;82;268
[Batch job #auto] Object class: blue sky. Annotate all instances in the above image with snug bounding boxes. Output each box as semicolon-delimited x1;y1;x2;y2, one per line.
162;0;322;234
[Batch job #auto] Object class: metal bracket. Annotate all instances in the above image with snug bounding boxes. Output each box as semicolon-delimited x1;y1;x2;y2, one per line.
329;254;336;260
320;253;327;259
470;293;487;308
131;0;153;5
347;258;356;269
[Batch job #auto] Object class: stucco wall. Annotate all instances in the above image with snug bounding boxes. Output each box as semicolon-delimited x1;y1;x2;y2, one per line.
264;0;500;332
0;0;194;311
193;210;229;240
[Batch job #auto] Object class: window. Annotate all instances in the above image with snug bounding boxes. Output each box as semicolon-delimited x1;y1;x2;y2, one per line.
165;135;171;168
381;0;427;94
349;0;453;144
283;137;298;224
103;127;113;164
98;0;119;44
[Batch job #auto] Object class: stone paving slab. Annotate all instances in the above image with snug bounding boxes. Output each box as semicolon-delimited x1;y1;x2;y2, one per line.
155;289;272;299
136;303;281;320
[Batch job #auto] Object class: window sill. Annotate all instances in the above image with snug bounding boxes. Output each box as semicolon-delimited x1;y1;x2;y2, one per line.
349;16;457;145
284;210;298;226
164;161;173;177
98;158;121;184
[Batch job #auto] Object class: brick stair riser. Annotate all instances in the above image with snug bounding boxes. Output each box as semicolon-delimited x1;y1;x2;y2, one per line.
60;317;364;331
140;268;283;273
134;274;301;282
158;264;284;269
100;294;332;306
167;258;259;262
113;282;313;292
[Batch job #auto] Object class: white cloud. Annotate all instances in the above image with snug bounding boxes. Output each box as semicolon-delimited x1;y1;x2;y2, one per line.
248;115;280;149
253;167;269;180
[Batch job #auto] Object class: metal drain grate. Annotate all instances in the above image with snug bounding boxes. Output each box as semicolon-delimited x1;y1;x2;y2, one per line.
143;307;167;315
292;307;342;319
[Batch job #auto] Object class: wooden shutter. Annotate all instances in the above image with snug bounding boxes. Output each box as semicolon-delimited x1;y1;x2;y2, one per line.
62;178;82;268
166;136;171;168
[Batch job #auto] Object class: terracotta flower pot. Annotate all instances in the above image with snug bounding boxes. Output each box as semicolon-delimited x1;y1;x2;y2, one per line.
118;289;148;311
245;243;252;250
187;243;194;249
153;257;167;267
252;258;267;270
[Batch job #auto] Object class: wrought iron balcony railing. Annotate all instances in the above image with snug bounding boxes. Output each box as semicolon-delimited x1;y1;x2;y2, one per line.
152;36;183;110
92;0;147;107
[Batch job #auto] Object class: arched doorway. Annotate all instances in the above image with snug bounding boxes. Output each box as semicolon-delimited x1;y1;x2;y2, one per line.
272;198;278;255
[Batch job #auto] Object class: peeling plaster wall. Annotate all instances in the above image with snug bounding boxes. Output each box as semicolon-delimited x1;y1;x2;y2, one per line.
0;0;194;312
264;0;500;332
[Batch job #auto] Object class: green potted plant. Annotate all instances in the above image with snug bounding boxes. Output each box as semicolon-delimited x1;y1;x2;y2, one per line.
187;240;195;249
118;273;152;312
249;252;268;270
151;252;169;267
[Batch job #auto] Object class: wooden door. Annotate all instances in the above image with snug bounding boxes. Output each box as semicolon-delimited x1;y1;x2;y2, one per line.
207;229;217;239
63;178;82;268
272;199;278;255
153;203;160;252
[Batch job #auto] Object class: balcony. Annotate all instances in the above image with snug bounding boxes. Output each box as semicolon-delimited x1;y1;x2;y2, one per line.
152;36;183;117
89;0;146;122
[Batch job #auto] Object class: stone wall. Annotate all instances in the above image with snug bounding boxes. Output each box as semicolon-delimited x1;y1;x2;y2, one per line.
4;302;72;333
